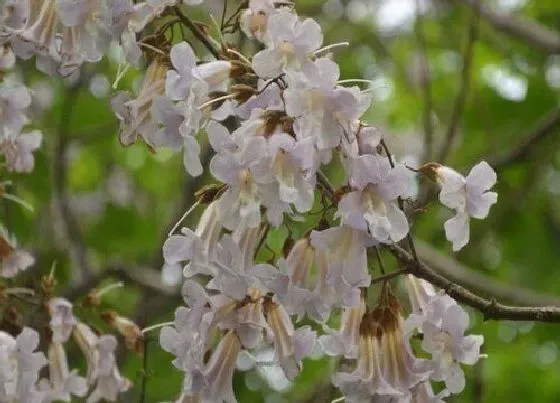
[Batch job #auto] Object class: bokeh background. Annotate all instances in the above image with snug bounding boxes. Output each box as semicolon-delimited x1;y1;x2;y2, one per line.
3;0;560;401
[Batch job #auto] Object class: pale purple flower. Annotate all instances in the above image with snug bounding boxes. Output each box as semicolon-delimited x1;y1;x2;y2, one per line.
252;12;322;78
1;130;43;173
263;297;317;381
0;84;31;137
166;42;197;101
0;229;35;278
87;335;131;402
266;133;316;213
337;154;411;243
48;297;77;343
0;45;15;70
108;0;176;65
210;126;283;228
160;304;212;391
319;295;365;359
0;328;47;402
240;0;277;42
111;56;167;147
434;162;498;251
285;58;368;152
405;294;484;394
334;299;429;402
152;96;203;176
73;323;100;385
199;331;241;403
163;201;222;278
234;78;284;120
311;226;372;307
44;342;88;402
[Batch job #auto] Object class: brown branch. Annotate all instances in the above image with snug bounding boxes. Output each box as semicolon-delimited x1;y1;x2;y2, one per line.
173;6;221;59
416;239;560;307
370;268;409;285
438;2;480;163
316;171;335;199
414;1;435;162
487;107;560;171
462;0;560;54
388;243;560;323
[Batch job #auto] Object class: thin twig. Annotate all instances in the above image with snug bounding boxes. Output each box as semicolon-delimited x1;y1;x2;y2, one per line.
380;139;420;262
438;1;480;163
370;268;409;284
140;336;149;403
316;171;335;199
388;244;560;323
414;0;435;162
174;6;221;59
374;247;387;275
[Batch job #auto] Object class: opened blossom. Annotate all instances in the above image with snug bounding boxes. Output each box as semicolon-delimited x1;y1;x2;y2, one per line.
252;11;323;78
338;154;411;243
427;161;498;251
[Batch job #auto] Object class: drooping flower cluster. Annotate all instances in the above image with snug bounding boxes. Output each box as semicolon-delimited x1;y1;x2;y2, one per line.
0;0;180;76
0;0;500;401
147;2;495;402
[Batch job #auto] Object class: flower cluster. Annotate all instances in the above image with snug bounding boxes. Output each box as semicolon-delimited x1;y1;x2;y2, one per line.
0;0;500;401
144;2;497;402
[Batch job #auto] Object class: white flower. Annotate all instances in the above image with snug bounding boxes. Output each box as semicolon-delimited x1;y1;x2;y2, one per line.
285;58;368;152
0;328;47;402
338;154;411;243
263;296;317;381
200;331;241;403
166;42;197;101
73;323;100;385
310;226;372;307
163;200;222;278
0;230;34;278
404;293;484;395
240;0;277;42
111;56;168;148
160;303;212;390
252;12;322;78
334;288;430;402
48;298;77;343
434;161;498;251
87;335;131;402
152;96;203;176
43;342;88;402
319;294;365;358
0;84;31;137
1;129;42;173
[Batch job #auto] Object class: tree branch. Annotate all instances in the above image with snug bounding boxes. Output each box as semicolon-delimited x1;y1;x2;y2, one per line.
416;239;560;307
487;107;560;171
388;243;560;322
438;2;479;163
174;6;221;59
462;0;560;54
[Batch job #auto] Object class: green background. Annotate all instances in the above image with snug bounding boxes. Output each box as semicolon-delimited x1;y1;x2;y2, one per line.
2;0;560;401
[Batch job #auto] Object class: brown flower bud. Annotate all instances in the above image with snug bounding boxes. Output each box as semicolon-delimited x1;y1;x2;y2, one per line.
101;311;144;353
